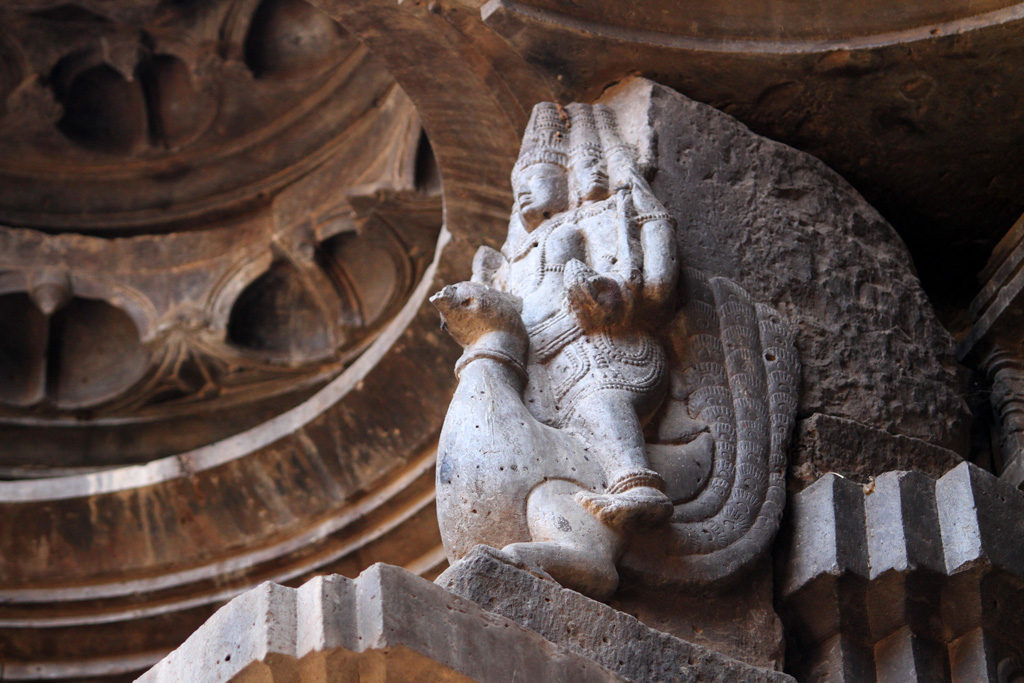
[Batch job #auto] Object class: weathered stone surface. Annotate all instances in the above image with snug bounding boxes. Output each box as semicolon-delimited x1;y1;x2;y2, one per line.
789;412;963;492
140;563;621;683
438;546;793;682
604;78;970;454
9;0;1024;678
607;559;785;669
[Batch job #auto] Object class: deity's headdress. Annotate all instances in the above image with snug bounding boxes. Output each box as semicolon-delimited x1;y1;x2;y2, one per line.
566;103;609;204
503;100;664;260
511;102;569;187
593;104;637;192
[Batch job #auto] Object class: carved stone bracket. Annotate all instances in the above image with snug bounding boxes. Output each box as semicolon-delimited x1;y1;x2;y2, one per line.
959;211;1024;488
0;0;400;232
0;5;444;470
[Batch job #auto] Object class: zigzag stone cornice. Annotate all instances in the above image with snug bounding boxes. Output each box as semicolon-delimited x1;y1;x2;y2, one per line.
138;565;623;683
779;462;1024;681
139;556;790;682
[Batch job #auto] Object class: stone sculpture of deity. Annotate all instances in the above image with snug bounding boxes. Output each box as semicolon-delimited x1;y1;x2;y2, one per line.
500;102;681;527
432;101;798;599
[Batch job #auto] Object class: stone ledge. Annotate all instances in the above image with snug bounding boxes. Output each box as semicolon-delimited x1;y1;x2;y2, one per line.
140;552;794;682
437;546;793;682
789;413;963;492
138;563;621;682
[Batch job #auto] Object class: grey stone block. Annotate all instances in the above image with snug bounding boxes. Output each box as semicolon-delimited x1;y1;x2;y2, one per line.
779;462;1024;681
139;564;622;682
781;472;868;597
936;461;1024;577
437;546;792;682
790;413;963;492
874;627;949;683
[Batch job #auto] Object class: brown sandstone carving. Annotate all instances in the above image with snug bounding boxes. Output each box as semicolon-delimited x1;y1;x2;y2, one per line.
432;100;799;598
0;0;443;471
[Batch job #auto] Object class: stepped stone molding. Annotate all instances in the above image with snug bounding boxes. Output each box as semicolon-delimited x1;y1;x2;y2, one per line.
140;557;790;682
778;462;1024;681
139;564;621;683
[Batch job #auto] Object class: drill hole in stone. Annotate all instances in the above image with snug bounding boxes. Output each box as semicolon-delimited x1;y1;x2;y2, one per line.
414;131;441;194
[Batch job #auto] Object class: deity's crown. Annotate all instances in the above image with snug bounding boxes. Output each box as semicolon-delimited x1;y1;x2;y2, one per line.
512;102;568;184
566;103;601;158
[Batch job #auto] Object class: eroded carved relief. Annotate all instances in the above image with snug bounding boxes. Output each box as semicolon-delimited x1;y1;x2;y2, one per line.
433;101;799;598
959;211;1024;489
0;4;444;472
0;0;379;231
0;214;434;417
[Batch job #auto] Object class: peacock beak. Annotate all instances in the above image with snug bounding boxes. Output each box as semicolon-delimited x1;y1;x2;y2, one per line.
429;286;457;330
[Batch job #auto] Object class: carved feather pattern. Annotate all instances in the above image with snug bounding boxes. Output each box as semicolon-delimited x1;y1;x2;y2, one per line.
627;267;798;586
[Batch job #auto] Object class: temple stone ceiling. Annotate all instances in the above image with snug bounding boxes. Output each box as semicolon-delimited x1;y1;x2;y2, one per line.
1;0;1022;679
0;0;443;474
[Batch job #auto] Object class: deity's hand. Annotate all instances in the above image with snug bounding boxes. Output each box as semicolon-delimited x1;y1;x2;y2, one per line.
564;258;630;331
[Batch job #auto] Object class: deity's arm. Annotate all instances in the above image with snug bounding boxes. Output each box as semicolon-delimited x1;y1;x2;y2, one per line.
629;175;678;312
640;217;677;311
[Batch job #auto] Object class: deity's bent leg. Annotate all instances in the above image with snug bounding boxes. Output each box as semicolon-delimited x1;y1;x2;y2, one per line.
499;479;623;600
567;390;673;528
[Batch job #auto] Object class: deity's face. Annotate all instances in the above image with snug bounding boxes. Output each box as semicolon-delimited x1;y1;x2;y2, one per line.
515;163;568;231
574;155;609;202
